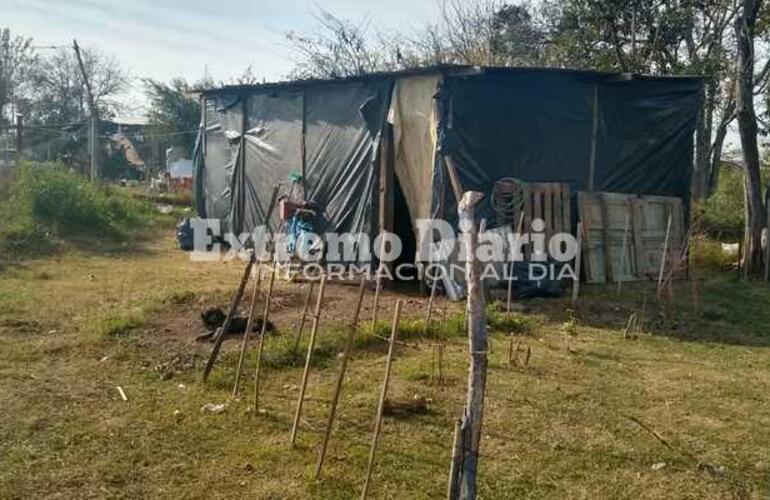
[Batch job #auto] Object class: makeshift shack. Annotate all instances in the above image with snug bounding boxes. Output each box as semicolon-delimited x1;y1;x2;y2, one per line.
193;66;701;286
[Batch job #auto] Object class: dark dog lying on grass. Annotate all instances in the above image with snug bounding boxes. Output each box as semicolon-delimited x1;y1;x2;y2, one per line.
196;307;275;342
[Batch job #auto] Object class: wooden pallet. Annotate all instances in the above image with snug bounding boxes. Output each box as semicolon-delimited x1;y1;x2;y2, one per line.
517;183;571;259
578;192;685;283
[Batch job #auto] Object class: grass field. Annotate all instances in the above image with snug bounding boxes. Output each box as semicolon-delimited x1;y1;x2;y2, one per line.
1;229;769;499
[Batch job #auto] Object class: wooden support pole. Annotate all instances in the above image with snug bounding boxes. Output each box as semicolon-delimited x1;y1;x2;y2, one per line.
292;280;315;353
289;275;328;445
203;254;255;382
446;418;463;500
657;213;672;299
232;261;264;398
507;211;526;313
315;276;367;480
599;194;613;283
371;233;388;330
361;299;402;500
447;191;487;500
571;222;583;304
616;209;631;297
587;84;599;192
444;155;464;204
253;259;278;414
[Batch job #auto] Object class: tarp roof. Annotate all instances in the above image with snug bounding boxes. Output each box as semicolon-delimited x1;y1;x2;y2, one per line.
200;65;703;96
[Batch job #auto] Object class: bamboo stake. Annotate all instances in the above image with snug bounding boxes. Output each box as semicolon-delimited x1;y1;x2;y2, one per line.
507;211;526;313
371;233;388;330
292;280;316;353
253;259;278;414
437;342;444;384
232;261;264;398
571;222;583;303
315;276;367;479
426;252;439;383
203;254;255;382
446;418;463;500
361;300;402;500
765;200;770;282
289;275;328;445
657;213;672;300
616;209;631;297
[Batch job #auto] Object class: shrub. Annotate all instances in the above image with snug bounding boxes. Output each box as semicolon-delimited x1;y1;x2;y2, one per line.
697;163;768;242
0;162;155;254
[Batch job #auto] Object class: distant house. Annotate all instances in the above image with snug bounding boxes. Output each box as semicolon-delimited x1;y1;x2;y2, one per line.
166;147;193;191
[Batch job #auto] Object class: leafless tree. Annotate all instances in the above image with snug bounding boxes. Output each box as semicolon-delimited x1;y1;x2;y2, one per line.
286;10;388;79
28;46;128;123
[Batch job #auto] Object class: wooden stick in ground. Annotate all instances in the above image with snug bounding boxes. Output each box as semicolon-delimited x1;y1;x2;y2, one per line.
425;262;438;333
425;254;439;383
448;191;488;500
232;261;264;398
446;418;463;500
571;221;583;304
361;299;402;500
203;254;255;382
616;209;631;297
507;211;526;313
371;233;388;330
314;276;367;480
253;259;278;414
657;213;673;300
292;280;316;353
289;275;328;445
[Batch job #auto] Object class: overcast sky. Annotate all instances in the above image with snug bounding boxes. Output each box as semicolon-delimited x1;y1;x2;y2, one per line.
7;0;440;118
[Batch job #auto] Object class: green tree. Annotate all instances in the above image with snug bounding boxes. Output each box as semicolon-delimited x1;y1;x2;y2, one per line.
0;28;36;125
144;78;200;158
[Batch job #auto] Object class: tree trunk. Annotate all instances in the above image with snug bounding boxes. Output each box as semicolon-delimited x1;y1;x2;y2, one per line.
734;0;766;277
709;94;736;194
451;191;488;500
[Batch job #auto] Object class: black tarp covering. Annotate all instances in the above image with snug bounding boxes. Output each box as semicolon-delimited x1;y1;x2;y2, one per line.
194;92;241;233
434;69;701;224
594;78;701;197
195;80;390;239
196;68;701;239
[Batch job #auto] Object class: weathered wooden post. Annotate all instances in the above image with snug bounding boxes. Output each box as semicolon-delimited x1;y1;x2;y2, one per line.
447;191;487;500
371;233;388;330
571;222;583;304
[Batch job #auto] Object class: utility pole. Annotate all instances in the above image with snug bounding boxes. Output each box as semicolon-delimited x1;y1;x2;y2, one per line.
15;114;23;164
73;39;98;182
